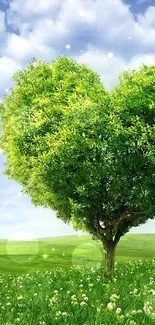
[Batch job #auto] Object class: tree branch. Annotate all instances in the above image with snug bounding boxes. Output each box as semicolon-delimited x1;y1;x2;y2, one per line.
113;230;122;245
113;206;142;244
94;216;107;243
94;206;142;246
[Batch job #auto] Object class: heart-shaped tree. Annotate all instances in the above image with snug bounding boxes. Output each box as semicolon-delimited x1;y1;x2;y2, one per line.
0;56;155;278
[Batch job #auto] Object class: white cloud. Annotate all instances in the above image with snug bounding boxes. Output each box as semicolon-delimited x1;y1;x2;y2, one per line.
5;0;155;60
16;191;23;198
5;31;57;66
75;48;155;91
75;46;126;90
6;34;32;60
6;0;62;34
61;0;96;26
0;56;21;94
128;53;155;70
29;18;69;49
137;6;155;28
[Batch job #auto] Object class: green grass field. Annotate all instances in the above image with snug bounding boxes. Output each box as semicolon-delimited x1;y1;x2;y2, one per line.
0;234;155;324
0;233;154;275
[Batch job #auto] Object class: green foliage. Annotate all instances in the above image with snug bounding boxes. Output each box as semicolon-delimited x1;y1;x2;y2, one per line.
0;57;155;240
110;64;155;218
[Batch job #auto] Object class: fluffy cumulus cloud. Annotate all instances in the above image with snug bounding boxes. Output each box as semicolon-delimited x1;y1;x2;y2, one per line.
7;0;62;26
5;33;57;63
1;0;155;96
0;56;21;99
137;5;155;28
0;0;155;237
75;46;127;90
29;18;69;50
6;0;155;56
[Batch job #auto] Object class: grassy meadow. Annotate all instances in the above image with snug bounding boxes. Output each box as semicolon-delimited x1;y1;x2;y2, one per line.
0;234;154;324
0;234;155;275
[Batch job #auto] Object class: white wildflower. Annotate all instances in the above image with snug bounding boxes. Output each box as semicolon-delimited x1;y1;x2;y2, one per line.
80;301;87;306
62;312;67;316
17;296;23;300
107;302;115;310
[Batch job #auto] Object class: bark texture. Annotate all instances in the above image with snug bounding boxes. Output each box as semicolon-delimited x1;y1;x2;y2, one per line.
102;241;117;278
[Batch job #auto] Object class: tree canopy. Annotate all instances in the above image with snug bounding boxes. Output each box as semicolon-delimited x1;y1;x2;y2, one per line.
0;56;155;277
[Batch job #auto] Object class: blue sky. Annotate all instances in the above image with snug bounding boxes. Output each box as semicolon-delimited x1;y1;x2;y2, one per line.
0;0;155;240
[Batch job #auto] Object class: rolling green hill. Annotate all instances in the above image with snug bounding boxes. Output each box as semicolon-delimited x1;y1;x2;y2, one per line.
0;234;154;275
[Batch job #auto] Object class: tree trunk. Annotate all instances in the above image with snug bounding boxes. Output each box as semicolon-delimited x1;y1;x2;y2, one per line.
102;241;117;279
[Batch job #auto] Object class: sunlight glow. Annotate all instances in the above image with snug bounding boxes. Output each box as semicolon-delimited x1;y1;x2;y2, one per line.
10;231;37;241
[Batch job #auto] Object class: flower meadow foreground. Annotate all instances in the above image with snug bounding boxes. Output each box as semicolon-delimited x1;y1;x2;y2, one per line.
0;260;155;325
